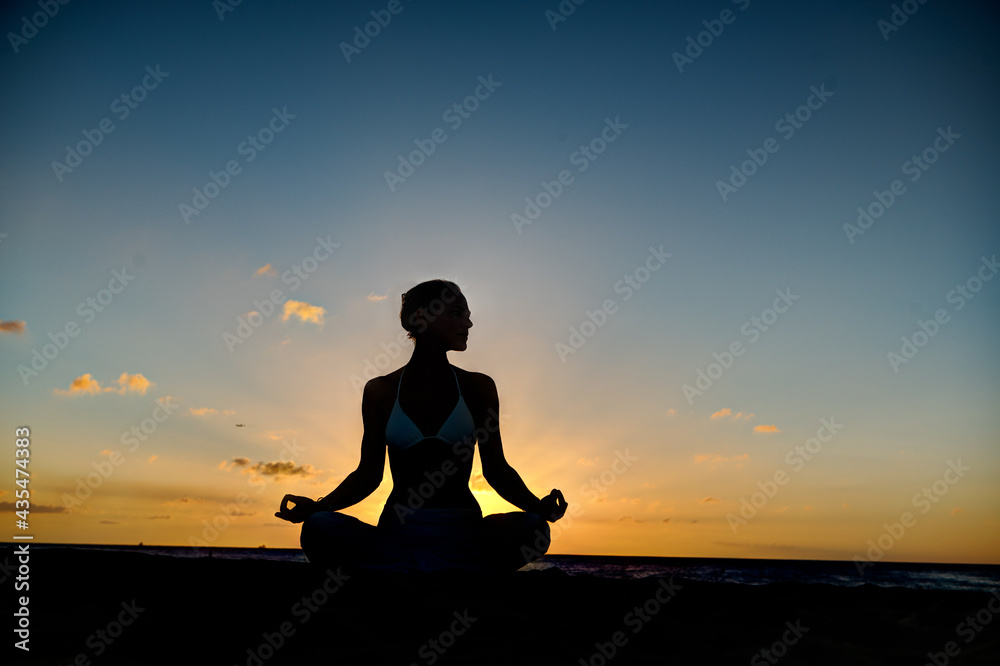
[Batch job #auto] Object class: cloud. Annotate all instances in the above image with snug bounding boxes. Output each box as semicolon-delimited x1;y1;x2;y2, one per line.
367;292;388;301
167;497;204;505
190;407;218;416
148;515;171;520
221;457;318;479
710;408;755;420
665;408;676;417
254;264;276;277
0;320;26;334
115;372;152;394
951;507;964;516
753;425;780;433
100;520;120;525
218;457;251;471
54;373;103;395
694;453;749;468
0;501;66;514
661;518;671;523
190;407;236;417
148;455;157;464
701;497;719;503
54;372;153;396
282;300;326;325
248;461;318;477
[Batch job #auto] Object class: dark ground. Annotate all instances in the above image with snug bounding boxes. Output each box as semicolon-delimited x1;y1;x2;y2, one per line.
4;547;999;665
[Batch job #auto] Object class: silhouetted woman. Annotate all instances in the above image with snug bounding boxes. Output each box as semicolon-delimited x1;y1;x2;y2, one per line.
275;280;567;573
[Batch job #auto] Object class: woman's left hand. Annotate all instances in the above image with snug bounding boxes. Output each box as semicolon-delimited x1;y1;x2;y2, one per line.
275;494;321;523
538;489;567;522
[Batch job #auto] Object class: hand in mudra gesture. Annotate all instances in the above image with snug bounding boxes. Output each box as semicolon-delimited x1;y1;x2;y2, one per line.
538;489;567;522
275;494;321;523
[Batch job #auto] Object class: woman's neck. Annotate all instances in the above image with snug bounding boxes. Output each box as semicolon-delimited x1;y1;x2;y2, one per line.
406;341;450;371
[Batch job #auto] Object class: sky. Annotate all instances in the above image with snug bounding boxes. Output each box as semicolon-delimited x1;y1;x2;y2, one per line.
1;0;998;565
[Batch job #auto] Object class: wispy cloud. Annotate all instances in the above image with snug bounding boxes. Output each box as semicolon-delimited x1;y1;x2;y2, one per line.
0;501;66;514
367;292;388;301
701;497;719;503
694;453;749;468
282;300;326;325
710;408;755;420
254;264;276;277
221;457;318;479
753;424;780;433
54;372;153;396
189;407;236;417
0;320;26;334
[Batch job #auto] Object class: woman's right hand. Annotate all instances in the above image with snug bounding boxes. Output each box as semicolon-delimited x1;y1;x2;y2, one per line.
275;494;322;523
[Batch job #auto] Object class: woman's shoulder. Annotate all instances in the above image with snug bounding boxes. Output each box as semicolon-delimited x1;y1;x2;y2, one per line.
362;368;404;400
451;365;497;396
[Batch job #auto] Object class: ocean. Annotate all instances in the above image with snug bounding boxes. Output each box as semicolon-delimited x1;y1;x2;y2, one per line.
17;543;1000;593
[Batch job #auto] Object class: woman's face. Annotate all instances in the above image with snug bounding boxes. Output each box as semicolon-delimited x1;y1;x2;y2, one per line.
417;290;472;351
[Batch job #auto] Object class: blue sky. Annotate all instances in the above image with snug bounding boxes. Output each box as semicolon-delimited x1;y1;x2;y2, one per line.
1;0;998;562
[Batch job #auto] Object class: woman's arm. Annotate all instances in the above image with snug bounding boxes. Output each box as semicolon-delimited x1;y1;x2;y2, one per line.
317;379;386;509
476;375;566;520
275;379;386;522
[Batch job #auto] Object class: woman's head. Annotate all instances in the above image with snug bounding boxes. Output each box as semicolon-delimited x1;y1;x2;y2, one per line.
400;280;470;346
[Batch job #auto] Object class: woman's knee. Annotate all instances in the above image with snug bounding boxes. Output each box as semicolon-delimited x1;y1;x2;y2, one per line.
300;511;351;549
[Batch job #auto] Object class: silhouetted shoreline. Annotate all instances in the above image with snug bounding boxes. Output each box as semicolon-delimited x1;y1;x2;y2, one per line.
6;547;999;665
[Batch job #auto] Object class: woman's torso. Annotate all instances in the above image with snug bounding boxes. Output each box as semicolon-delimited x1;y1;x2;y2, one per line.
381;364;480;516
